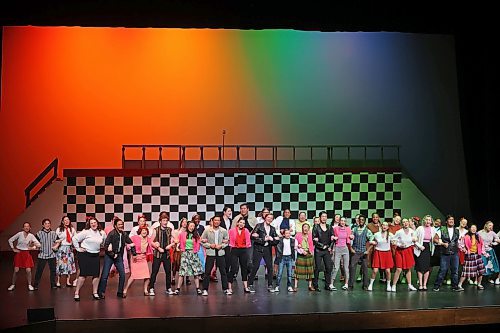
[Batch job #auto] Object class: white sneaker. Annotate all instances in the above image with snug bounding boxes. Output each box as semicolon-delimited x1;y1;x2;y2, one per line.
202;290;208;296
7;285;15;291
166;288;174;295
28;285;34;291
367;285;373;291
408;284;417;291
273;286;279;293
224;289;233;295
386;284;392;292
489;280;495;284
390;285;396;292
496;279;500;285
149;288;155;296
287;286;294;292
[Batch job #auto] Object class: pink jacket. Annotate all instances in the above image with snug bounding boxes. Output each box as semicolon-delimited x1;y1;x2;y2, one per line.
179;231;201;252
333;226;352;245
295;232;314;254
130;235;153;256
229;227;251;248
463;234;485;255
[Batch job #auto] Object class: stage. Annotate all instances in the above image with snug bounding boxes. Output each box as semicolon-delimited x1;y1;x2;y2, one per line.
1;255;499;332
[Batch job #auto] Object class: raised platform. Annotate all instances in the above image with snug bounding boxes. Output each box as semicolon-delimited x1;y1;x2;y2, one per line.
1;255;499;332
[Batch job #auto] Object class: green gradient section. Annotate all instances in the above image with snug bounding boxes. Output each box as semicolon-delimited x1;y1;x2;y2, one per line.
401;177;443;219
237;30;340;140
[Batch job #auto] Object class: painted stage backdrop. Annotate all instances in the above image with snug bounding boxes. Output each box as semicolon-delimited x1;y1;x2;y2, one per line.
64;172;401;230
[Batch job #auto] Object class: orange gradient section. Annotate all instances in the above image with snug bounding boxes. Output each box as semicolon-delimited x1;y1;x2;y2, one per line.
0;26;274;231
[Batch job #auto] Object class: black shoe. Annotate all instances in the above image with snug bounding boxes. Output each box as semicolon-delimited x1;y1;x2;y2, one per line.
117;292;126;298
74;295;80;302
314;286;321;292
33;286;39;290
98;294;105;299
254;276;259;280
93;293;100;300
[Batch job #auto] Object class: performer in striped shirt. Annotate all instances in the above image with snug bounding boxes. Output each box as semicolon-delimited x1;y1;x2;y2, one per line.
33;219;58;290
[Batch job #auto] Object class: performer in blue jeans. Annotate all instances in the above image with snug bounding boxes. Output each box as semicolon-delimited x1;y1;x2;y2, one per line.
433;215;463;292
274;229;296;292
98;217;136;298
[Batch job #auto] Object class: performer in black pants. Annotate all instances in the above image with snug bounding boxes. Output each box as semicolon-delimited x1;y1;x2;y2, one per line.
228;216;251;293
201;216;230;295
248;213;279;292
148;211;175;296
232;203;258;276
33;219;58;290
222;206;233;277
312;211;334;291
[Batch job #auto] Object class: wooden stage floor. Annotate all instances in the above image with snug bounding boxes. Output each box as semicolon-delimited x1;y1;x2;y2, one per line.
1;255;499;332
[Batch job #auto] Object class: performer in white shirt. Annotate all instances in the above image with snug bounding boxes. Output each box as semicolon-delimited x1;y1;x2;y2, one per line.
72;216;106;301
129;214;152;237
54;216;77;287
367;222;394;292
7;222;41;291
391;218;417;292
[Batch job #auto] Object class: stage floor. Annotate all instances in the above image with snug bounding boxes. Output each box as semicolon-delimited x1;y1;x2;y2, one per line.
1;256;500;331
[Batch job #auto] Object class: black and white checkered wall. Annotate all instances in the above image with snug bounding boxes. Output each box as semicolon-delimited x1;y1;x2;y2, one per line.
64;172;401;231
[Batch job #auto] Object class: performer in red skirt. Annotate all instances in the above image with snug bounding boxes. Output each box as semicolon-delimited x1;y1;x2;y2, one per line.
368;222;394;292
7;222;41;291
390;218;417;292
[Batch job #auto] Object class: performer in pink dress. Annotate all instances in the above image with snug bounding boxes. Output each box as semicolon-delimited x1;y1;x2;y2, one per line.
124;226;153;296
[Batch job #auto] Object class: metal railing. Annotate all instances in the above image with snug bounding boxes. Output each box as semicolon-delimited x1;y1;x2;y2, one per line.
25;158;59;207
122;145;400;169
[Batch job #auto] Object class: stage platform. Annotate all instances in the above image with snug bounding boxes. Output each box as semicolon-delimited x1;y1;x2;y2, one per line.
1;255;499;332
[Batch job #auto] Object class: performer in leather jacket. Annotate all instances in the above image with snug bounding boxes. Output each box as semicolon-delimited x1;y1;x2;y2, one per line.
312;211;334;291
247;213;279;292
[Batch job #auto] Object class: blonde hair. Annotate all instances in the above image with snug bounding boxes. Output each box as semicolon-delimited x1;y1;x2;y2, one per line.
422;215;433;227
483;220;493;232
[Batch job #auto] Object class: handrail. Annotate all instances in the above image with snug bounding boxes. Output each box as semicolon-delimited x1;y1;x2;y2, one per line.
122;145;400;169
25;158;59;207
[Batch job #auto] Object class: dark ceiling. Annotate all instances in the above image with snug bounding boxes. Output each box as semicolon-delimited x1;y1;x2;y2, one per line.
0;1;494;34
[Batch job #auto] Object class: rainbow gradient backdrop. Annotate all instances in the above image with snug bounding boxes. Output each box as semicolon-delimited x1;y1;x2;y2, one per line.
0;27;464;230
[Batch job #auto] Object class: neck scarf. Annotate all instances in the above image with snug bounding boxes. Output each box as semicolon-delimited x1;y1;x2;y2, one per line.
65;226;72;243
